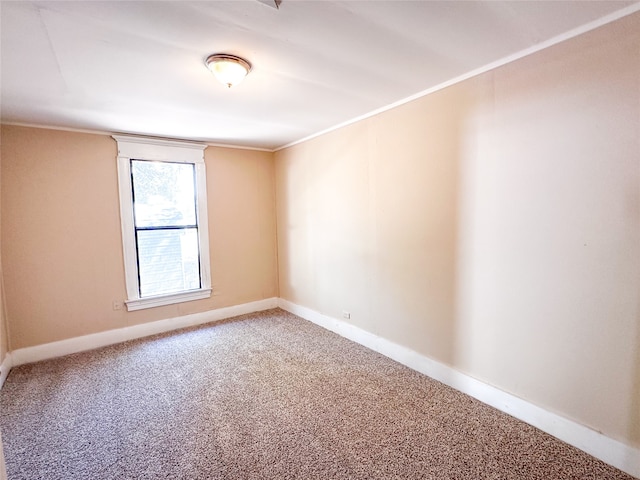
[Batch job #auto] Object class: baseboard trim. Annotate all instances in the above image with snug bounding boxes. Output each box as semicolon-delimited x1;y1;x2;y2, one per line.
10;297;278;367
0;352;12;390
277;298;640;479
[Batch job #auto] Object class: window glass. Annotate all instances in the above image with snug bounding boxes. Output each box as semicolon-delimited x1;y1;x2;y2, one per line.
131;160;201;298
131;160;196;228
137;228;200;297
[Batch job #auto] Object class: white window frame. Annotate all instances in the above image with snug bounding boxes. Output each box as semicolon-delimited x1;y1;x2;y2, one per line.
113;135;211;311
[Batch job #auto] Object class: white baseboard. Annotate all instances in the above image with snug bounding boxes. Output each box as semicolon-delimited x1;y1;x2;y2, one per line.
0;352;12;390
277;298;640;479
10;297;278;367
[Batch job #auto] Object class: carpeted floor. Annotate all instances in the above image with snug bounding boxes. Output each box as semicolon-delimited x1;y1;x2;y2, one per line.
0;308;635;479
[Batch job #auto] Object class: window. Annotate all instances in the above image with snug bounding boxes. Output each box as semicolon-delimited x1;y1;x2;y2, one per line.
114;135;211;311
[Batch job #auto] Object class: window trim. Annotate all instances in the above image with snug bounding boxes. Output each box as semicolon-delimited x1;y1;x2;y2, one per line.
113;135;211;311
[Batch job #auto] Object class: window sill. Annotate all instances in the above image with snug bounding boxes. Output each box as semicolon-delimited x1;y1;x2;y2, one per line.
125;288;212;311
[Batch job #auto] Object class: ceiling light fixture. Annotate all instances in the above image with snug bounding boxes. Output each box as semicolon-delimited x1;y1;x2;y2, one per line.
205;54;252;88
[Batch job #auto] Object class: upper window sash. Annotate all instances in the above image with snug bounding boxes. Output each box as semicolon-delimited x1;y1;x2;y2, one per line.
113;135;211;311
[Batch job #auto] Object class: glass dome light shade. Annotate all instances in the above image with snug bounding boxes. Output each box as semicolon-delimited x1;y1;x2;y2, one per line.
205;54;252;88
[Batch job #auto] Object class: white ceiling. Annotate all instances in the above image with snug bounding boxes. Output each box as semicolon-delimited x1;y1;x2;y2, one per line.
1;1;639;150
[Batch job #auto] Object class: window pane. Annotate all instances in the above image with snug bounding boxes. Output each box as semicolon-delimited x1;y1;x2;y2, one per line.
137;228;200;297
131;160;196;227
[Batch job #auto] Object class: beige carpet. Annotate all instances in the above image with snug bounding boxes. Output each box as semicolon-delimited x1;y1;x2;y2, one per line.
0;308;635;479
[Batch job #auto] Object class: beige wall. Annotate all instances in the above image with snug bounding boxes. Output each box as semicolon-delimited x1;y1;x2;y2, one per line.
0;137;7;364
0;140;6;480
0;125;278;350
0;275;7;364
275;12;640;448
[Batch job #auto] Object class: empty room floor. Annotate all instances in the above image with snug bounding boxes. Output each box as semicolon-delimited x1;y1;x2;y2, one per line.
0;309;634;479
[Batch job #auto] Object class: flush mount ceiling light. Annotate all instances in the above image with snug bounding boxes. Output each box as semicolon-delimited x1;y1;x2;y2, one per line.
205;54;252;88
